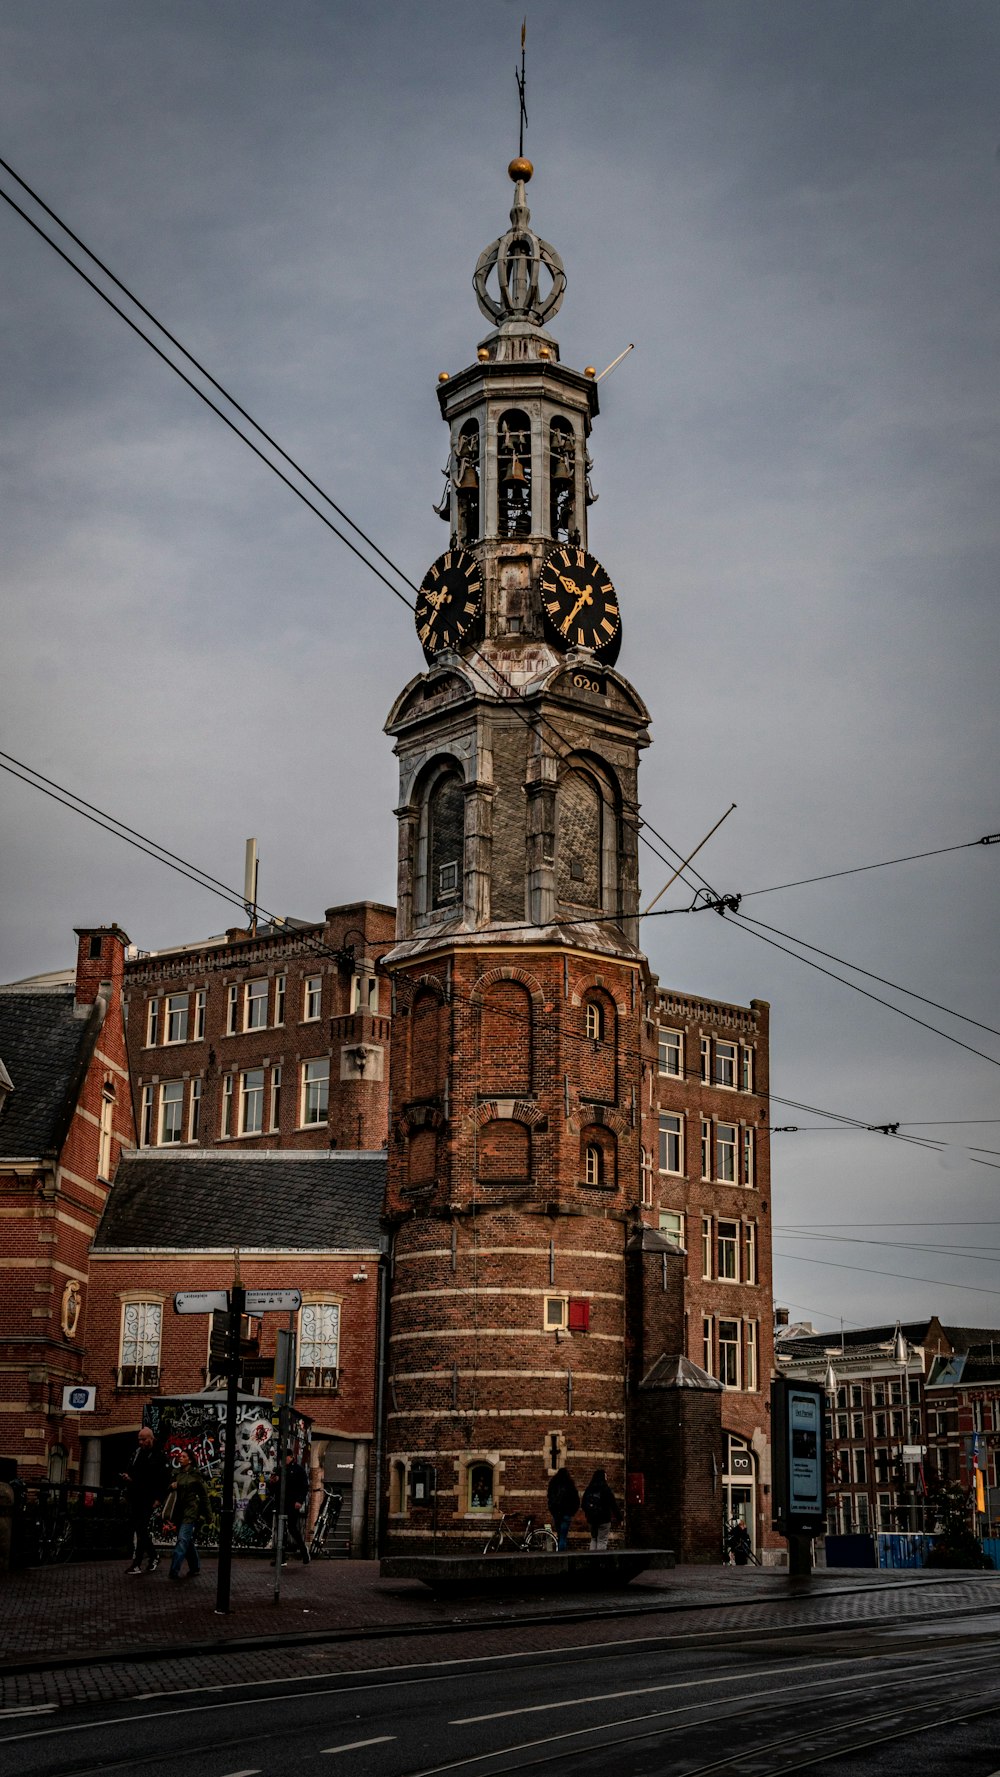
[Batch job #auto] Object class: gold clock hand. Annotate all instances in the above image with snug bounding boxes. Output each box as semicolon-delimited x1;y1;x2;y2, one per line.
558;584;593;634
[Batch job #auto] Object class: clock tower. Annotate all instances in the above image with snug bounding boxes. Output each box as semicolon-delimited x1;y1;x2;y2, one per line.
381;157;656;1546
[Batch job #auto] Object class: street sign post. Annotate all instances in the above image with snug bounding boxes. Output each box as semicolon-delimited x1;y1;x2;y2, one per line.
174;1290;229;1315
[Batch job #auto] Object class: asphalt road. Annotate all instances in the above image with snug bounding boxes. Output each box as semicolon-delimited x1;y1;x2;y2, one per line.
4;1601;1000;1777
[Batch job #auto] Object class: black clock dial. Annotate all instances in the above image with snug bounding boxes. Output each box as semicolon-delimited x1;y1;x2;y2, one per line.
540;547;621;662
414;549;484;661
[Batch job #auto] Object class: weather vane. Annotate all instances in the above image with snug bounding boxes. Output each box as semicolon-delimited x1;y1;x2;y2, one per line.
516;18;528;157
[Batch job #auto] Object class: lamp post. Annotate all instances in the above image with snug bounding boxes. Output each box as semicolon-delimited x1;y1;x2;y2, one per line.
824;1360;837;1535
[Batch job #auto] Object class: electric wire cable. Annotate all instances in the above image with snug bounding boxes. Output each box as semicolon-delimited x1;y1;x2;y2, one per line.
741;834;996;898
771;1249;1000;1299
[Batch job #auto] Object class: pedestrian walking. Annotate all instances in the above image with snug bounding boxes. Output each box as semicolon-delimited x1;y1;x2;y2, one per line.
269;1451;311;1564
581;1468;621;1550
727;1517;752;1566
163;1449;211;1581
120;1425;170;1574
546;1466;579;1551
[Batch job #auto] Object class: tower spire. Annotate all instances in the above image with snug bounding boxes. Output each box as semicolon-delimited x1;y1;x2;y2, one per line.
516;18;528;159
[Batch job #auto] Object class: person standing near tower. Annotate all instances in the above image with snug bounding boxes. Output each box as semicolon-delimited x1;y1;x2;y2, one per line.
547;1467;580;1551
121;1425;169;1574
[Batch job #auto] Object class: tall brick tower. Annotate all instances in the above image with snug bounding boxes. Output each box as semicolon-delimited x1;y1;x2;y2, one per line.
381;155;655;1545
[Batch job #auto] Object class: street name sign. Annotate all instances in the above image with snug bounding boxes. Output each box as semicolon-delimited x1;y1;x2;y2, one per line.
245;1288;302;1314
174;1289;229;1315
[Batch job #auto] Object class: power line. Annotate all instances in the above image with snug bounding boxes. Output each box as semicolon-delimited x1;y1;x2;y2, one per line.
735;908;1000;1041
723;912;1000;1071
742;835;996;898
777;1230;1000;1259
772;1249;1000;1300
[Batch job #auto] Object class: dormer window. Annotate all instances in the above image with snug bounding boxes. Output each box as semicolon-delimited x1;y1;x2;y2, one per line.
549;418;576;542
498;409;531;537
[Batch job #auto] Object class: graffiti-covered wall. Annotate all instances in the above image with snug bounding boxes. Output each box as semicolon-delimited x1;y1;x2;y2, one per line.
145;1395;310;1543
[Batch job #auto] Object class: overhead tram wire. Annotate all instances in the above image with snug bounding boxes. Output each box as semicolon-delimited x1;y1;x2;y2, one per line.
741;834;997;898
771;1250;1000;1301
0;164;711;903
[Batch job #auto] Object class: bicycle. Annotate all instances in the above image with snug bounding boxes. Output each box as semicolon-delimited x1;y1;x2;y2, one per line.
308;1484;344;1557
33;1487;73;1565
483;1513;558;1554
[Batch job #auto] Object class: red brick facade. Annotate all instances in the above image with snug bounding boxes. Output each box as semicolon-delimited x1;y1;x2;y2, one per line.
0;927;134;1480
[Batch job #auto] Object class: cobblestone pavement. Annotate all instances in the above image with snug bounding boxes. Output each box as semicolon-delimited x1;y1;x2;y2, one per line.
1;1557;996;1713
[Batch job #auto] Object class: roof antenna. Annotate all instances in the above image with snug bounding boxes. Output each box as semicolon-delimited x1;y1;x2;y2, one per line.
516;18;528;158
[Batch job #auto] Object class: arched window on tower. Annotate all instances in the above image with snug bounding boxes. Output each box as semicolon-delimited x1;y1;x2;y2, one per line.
479;978;532;1096
549;418;576;542
498;409;532;538
427;766;465;911
556;767;602;908
455;420;480;544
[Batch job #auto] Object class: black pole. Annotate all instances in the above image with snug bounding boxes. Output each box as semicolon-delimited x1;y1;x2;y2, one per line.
215;1282;244;1615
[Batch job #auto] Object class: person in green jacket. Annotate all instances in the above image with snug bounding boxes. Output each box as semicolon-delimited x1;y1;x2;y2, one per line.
163;1449;211;1581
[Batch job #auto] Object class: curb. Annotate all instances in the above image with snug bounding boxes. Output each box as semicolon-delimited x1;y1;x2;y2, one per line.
1;1571;994;1680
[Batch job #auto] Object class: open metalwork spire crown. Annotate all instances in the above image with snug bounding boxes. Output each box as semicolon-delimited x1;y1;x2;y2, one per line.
473;160;567;330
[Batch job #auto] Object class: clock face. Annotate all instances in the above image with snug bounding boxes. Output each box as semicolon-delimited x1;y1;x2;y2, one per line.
540;547;621;663
414;549;483;660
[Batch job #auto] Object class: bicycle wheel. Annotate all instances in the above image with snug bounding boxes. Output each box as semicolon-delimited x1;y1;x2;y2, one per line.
483;1529;504;1553
526;1525;558;1553
309;1507;329;1558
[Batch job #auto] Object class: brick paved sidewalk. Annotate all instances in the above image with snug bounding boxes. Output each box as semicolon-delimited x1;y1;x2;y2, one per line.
1;1553;989;1674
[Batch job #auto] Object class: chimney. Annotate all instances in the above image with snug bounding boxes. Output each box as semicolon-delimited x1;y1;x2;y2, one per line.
775;1306;790;1328
73;925;129;1013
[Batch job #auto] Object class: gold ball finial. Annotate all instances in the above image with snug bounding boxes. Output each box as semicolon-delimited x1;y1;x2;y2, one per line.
438;372;450;383
508;156;533;183
538;344;551;360
477;347;490;363
584;365;597;379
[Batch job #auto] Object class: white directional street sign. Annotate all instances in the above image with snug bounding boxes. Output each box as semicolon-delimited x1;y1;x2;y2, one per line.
174;1289;229;1315
245;1288;302;1314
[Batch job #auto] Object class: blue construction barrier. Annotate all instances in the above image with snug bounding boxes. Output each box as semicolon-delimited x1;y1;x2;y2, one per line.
877;1532;937;1568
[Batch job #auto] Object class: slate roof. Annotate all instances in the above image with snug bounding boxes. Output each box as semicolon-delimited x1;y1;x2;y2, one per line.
93;1150;386;1252
0;989;101;1159
640;1353;723;1392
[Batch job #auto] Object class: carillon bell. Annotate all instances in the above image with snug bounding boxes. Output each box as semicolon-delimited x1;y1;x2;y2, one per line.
552;454;574;481
456;460;480;490
504;455;526;483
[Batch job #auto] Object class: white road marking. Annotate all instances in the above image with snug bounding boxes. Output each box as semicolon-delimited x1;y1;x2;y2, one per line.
0;1705;58;1718
320;1738;396;1755
218;1769;261;1775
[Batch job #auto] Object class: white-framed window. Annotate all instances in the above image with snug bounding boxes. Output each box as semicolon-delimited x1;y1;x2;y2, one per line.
159;1080;184;1144
702;1316;713;1373
717;1219;739;1280
657;1028;682;1076
352;973;379;1014
743;1126;754;1187
438;860;459;900
274;974;286;1026
269;1065;282;1132
194;988;206;1041
701;1216;712;1279
659;1208;685;1246
856;1492;870;1533
545;1295;568;1329
303;975;323;1021
745;1320;759;1392
146;999;159;1047
240;1068;264;1135
298;1301;340;1389
584;1144;602;1185
140;1085;153;1148
165;993;189;1044
741;1045;753;1092
743;1222;757;1284
718;1318;740;1387
226;984;238;1035
585;1001;603;1040
701;1119;711;1180
120;1300;162;1387
98;1083;115;1180
640;1148;654;1207
700;1036;710;1083
878;1493;893;1530
717;1122;737;1183
853;1448;867;1484
188;1077;202;1142
301;1058;330;1125
715;1040;736;1088
244;978;268;1031
221;1073;234;1136
658;1112;683;1174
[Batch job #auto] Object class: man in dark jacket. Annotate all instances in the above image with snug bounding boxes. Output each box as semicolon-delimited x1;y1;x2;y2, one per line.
546;1467;579;1550
121;1426;170;1575
581;1468;621;1550
164;1449;212;1580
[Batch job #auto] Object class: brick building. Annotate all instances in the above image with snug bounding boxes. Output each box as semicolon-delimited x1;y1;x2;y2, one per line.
83;1149;384;1552
0;926;134;1480
123;901;394;1156
378;156;776;1560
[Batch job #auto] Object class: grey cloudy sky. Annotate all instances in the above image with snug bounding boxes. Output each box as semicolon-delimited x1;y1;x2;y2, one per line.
1;1;997;1334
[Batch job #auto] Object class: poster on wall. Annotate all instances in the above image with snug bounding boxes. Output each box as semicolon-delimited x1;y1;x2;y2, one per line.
144;1394;311;1545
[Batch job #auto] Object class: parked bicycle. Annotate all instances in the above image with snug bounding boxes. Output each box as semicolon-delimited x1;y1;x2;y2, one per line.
33;1485;74;1565
483;1513;558;1554
309;1484;344;1557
